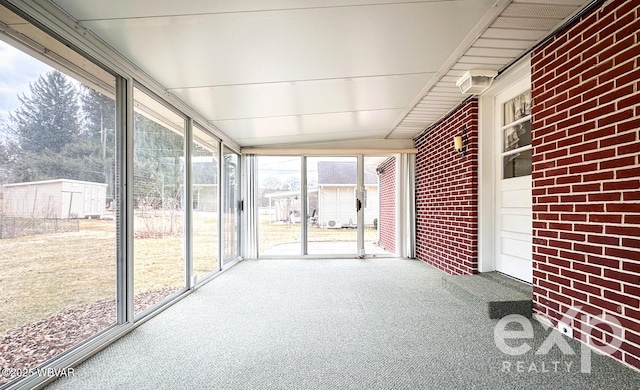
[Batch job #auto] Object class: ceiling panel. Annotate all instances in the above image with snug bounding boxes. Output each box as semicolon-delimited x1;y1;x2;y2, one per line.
466;47;525;58
514;0;586;4
235;128;391;147
170;73;433;120
52;0;455;20
48;0;590;147
492;16;562;30
458;55;513;65
212;108;404;139
504;3;582;17
481;28;548;41
473;38;537;50
76;1;494;88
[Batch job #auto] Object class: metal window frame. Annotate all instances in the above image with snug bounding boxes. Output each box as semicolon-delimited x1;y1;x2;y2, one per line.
191;121;223;286
0;2;238;389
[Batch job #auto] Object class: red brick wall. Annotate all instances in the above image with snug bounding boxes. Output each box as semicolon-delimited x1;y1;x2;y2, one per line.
377;157;396;253
414;98;478;275
531;0;640;370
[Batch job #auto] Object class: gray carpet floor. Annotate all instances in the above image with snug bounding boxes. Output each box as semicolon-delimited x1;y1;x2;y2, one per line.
46;259;640;389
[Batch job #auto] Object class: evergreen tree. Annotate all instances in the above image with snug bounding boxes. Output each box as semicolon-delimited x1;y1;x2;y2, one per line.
80;86;117;197
10;70;80;154
133;112;184;209
4;71;115;184
81;86;115;143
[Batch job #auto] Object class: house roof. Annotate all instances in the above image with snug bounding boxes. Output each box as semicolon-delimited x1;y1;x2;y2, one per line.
1;178;107;188
317;161;377;185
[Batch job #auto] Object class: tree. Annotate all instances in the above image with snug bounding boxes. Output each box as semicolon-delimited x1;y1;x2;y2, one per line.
3;71;116;185
0;141;14;183
284;175;300;191
80;86;117;199
259;176;283;207
80;86;115;143
133;112;184;210
133;112;185;237
10;70;80;154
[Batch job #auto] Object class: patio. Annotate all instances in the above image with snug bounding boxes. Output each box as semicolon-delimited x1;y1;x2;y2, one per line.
260;241;393;256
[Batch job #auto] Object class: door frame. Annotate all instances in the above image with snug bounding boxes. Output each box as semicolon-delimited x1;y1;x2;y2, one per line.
254;153;403;258
478;55;531;275
302;155;361;257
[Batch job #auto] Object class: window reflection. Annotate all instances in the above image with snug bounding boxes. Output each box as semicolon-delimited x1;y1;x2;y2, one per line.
192;125;219;278
502;91;532;179
133;86;186;316
223;148;239;263
0;12;117;385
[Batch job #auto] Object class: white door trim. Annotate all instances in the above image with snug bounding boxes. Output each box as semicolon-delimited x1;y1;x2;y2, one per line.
478;55;531;275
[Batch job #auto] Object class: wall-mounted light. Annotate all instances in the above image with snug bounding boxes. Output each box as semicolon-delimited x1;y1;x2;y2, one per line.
454;125;467;156
456;70;497;95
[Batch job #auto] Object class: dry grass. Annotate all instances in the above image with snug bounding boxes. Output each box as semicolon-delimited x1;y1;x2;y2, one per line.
132;211;222;313
0;219;116;334
0;211;220;333
192;211;219;277
258;217;378;253
0;212;377;333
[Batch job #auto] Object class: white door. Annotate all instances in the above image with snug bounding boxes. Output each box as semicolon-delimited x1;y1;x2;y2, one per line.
495;81;533;283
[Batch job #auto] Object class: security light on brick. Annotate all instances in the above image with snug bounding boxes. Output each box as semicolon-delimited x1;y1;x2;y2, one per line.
456;70;497;95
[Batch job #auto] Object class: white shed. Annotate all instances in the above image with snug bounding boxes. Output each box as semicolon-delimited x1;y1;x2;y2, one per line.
1;179;107;219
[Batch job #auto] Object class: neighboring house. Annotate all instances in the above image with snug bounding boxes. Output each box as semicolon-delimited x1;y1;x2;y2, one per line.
316;161;378;228
1;179;107;219
262;161;380;228
264;190;304;223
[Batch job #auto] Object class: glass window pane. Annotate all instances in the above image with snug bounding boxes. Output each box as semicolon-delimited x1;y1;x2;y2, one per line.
502;90;532;179
223;148;239;263
306;156;357;255
133;87;185;316
192;125;219;278
503;90;531;125
365;155;394;256
503;149;532;179
503;120;532;153
257;156;301;256
0;16;117;386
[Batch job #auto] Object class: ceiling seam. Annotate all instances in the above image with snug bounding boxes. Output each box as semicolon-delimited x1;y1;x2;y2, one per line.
210;107;410;122
71;1;472;22
166;72;436;90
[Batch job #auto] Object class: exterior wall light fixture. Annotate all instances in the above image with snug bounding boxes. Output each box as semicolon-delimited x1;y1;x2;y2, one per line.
454;125;467;156
456;70;497;95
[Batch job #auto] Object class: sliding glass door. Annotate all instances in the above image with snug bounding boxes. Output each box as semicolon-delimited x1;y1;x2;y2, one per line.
364;155;396;256
192;125;220;279
133;86;186;316
257;156;301;256
306;156;358;256
222;147;240;264
254;154;399;258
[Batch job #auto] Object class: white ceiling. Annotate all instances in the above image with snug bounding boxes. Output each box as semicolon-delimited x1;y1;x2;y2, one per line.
51;0;591;147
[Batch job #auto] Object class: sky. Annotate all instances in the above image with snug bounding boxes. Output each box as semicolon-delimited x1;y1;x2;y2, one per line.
0;39;54;128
